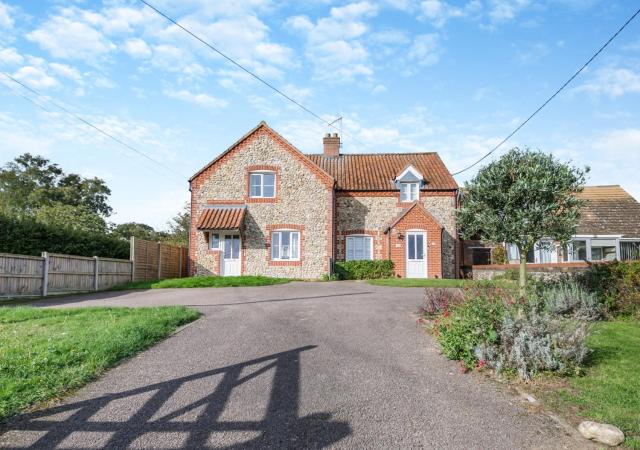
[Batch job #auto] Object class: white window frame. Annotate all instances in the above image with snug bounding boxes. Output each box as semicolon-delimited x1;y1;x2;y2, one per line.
249;171;276;198
209;232;220;250
565;235;623;262
345;235;373;261
271;230;300;261
400;182;419;202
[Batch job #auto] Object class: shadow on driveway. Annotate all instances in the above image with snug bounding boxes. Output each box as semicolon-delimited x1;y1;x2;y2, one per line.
4;346;351;449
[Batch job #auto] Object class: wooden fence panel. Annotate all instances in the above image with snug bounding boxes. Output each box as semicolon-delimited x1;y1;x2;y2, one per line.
47;254;95;293
130;237;188;282
0;253;44;297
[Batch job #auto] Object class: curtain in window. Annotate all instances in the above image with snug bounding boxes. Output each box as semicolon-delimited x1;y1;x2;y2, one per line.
271;231;300;260
346;236;372;260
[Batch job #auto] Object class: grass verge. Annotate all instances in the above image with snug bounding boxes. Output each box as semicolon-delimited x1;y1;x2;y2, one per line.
367;278;514;288
536;320;640;448
112;275;292;290
0;306;200;424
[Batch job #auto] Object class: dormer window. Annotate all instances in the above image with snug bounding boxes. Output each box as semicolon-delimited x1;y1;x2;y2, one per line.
249;172;275;198
400;182;419;202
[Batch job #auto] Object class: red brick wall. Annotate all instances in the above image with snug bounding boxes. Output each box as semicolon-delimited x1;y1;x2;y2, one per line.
388;206;443;278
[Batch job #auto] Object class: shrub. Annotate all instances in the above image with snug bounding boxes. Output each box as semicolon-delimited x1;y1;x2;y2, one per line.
539;280;604;321
437;288;506;368
491;246;507;265
334;260;394;280
580;261;640;317
476;308;589;380
420;288;464;316
0;213;129;259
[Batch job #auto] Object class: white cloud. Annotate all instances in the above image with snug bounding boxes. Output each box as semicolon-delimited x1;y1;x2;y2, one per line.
488;0;530;23
163;88;228;109
12;65;59;89
0;1;13;29
406;33;441;67
419;0;481;27
122;38;152;59
286;2;379;82
372;84;387;94
49;63;83;84
27;10;116;60
576;66;640;97
0;46;22;65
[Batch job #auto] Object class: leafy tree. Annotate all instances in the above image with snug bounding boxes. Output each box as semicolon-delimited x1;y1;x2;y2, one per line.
35;204;108;234
111;222;158;241
457;148;588;296
162;203;190;247
0;153;112;217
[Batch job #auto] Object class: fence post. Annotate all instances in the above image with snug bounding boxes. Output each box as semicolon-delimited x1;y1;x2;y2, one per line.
130;236;136;283
41;252;49;297
157;242;162;280
93;256;99;291
178;247;183;278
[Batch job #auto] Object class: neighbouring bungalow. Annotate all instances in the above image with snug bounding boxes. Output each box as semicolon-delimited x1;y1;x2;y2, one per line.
462;185;640;270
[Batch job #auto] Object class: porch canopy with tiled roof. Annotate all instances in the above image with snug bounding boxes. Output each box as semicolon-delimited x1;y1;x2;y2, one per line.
307;153;457;191
196;206;246;231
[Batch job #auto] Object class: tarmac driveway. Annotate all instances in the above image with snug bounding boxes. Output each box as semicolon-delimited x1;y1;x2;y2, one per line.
0;281;589;449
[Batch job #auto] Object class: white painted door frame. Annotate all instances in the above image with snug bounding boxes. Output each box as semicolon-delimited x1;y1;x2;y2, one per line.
221;233;241;276
406;230;427;278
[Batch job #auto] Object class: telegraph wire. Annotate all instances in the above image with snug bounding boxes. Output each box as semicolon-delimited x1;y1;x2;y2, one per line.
138;0;370;149
451;6;640;176
1;72;188;183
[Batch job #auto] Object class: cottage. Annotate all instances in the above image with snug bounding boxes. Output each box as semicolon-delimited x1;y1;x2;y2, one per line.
462;185;640;268
189;122;459;279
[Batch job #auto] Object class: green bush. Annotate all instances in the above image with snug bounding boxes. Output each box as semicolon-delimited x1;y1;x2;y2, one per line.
491;246;507;265
538;280;604;321
334;260;394;280
0;213;129;259
580;261;640;317
437;288;506;368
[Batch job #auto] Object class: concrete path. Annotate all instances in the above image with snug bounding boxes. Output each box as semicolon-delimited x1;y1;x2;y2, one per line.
0;282;589;449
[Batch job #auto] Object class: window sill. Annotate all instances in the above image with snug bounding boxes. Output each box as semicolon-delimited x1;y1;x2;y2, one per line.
247;197;277;203
269;259;302;266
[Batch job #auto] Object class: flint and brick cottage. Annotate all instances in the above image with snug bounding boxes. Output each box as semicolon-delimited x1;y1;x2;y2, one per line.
189;121;459;279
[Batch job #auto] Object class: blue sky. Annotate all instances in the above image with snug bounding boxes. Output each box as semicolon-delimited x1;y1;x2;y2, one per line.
1;0;639;229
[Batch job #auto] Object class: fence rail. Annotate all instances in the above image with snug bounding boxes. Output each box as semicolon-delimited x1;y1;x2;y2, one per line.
0;238;188;298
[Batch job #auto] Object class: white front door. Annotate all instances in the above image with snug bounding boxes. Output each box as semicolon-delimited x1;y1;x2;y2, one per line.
406;231;427;278
221;234;241;276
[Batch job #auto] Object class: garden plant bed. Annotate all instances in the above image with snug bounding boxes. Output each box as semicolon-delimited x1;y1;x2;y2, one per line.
0;306;200;424
368;278;515;288
112;275;292;290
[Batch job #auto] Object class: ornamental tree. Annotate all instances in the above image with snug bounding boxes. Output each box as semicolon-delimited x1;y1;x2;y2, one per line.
457;148;588;296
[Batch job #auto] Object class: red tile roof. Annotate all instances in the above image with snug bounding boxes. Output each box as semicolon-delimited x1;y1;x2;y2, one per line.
307;153;457;191
196;207;246;230
575;185;640;237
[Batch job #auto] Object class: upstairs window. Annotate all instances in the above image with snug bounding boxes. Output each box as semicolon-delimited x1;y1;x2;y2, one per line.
249;172;275;198
271;230;300;260
346;235;373;261
400;182;419;202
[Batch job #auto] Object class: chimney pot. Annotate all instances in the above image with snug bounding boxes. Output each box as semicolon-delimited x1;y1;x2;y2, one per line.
323;133;340;157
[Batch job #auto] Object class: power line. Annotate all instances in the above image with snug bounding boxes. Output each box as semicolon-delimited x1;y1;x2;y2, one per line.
138;0;370;149
1;72;187;183
451;6;640;177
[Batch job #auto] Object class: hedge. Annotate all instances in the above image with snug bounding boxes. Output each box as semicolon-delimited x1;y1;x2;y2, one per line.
334;260;394;280
580;261;640;317
0;214;129;259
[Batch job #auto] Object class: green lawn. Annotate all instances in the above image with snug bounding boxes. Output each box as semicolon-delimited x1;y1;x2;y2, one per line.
544;320;640;448
113;275;292;290
0;306;200;423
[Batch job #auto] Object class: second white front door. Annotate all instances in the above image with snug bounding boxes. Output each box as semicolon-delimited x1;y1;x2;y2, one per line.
221;234;241;276
406;231;427;278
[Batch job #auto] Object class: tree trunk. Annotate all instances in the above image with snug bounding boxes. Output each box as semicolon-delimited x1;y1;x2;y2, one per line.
519;252;527;298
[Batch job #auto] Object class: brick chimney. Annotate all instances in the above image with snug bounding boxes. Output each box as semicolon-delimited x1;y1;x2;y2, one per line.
323;133;340;157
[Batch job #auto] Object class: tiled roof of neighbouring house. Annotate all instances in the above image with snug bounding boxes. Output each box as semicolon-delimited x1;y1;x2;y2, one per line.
575;185;640;237
306;153;458;191
196;206;246;230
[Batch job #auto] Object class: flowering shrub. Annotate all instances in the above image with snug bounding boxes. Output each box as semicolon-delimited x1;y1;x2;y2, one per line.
475;308;589;380
437;287;507;369
538;280;603;321
420;288;464;316
432;283;591;380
